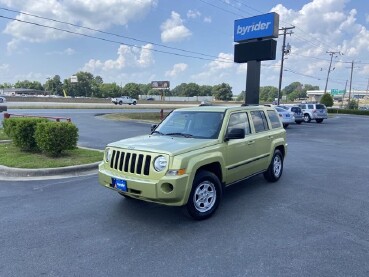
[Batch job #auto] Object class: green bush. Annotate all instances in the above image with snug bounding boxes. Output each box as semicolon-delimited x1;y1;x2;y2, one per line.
4;118;48;151
35;122;79;156
328;108;369;116
2;118;19;138
346;99;359;110
320;93;334;107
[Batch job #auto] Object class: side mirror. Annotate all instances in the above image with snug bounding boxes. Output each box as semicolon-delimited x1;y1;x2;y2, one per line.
225;128;245;141
151;124;158;132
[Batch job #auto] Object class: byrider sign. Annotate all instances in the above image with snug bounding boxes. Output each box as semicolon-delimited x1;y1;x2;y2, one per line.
234;12;279;42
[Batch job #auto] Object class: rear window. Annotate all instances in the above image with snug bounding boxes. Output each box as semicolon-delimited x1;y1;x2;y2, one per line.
251;110;269;132
316;104;326;109
267;110;282;129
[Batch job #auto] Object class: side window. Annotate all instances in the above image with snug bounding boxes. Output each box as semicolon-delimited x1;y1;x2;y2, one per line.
227;112;250;136
308;104;314;109
267;110;282;129
251;111;269;133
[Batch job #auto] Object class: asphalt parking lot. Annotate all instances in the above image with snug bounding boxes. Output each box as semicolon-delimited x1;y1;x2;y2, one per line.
1;110;369;277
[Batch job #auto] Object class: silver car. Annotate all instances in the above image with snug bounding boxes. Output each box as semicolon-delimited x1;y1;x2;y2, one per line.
299;103;328;123
279;105;304;124
275;106;295;128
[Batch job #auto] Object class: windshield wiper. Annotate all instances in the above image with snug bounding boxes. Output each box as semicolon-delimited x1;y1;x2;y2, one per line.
166;132;193;138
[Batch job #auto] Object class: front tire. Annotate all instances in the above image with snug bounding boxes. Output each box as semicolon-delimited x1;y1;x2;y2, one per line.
119;101;123;105
186;170;222;220
133;101;137;105
303;114;311;123
316;119;323;123
264;149;284;182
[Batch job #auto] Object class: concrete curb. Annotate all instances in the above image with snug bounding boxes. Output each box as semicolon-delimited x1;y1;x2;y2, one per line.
0;162;100;179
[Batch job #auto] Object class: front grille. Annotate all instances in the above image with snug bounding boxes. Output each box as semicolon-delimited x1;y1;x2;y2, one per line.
110;150;152;176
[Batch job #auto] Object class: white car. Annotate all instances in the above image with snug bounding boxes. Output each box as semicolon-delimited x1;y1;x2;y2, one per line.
111;96;137;105
0;96;7;113
275;106;295;128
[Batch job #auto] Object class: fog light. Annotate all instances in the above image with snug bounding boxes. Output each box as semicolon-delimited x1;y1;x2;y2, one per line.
161;183;174;193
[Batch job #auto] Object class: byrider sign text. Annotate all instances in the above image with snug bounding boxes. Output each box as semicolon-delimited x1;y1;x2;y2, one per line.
234;12;279;42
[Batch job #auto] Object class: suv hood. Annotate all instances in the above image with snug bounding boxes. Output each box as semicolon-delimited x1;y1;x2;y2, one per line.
108;135;218;156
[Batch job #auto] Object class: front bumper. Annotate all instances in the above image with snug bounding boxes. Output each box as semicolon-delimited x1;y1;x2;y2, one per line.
98;165;190;206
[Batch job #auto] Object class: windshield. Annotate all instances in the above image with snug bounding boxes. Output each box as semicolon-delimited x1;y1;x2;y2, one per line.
153;111;224;139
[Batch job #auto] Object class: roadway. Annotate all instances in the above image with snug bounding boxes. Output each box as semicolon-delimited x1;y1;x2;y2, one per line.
1;109;369;276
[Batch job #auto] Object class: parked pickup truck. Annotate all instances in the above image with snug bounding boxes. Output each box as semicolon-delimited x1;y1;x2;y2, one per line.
98;105;287;220
111;96;137;105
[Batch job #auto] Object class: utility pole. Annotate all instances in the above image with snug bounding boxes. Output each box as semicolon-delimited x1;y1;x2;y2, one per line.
348;60;354;104
277;26;295;105
324;51;341;94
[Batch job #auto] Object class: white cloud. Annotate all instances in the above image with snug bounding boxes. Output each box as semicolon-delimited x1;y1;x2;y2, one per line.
160;11;192;43
204;16;212;23
187;10;201;19
2;0;156;51
192;53;234;83
0;64;10;71
46;48;76;56
82;44;154;72
165;63;188;77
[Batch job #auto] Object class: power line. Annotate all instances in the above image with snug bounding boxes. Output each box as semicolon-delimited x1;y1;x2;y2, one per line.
0;7;233;63
0;14;235;64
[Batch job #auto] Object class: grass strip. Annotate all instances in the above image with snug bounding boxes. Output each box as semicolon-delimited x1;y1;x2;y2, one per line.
0;143;102;168
104;112;171;123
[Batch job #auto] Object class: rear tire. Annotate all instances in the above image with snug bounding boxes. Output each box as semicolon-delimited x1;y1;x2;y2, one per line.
264;149;283;182
283;124;289;128
296;121;302;124
186;170;222;220
316;119;323;123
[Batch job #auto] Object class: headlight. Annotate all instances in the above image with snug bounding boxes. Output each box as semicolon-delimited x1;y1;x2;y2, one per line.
105;148;113;162
153;155;167;172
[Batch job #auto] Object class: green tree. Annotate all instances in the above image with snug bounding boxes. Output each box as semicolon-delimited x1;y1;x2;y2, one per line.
98;83;122;98
237;91;245;101
320;93;334;107
283;82;302;97
259;86;278;102
199;85;212;96
0;83;13;88
346;99;359;109
45;75;63;96
14;80;44;91
122;83;141;99
212;83;233;101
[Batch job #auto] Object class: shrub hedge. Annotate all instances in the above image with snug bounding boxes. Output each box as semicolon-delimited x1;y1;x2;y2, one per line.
2;117;79;156
328;108;369;116
3;118;48;151
34;121;79;156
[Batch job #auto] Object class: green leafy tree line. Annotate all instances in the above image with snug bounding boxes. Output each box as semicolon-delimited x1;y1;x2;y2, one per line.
1;73;320;102
1;72;234;100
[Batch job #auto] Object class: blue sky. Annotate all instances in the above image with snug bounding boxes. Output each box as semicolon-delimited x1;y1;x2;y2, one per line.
1;0;369;95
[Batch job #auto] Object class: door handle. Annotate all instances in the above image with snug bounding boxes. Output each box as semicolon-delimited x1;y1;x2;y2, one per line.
247;140;255;145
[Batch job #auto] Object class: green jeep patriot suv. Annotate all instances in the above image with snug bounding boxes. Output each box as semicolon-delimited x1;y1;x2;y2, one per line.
99;105;287;219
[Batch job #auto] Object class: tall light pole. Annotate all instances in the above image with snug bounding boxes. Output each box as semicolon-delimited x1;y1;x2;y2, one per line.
324;51;341;94
278;26;295;105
